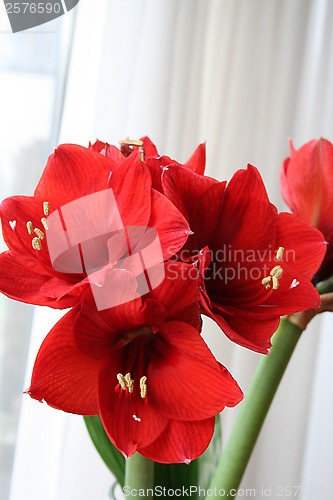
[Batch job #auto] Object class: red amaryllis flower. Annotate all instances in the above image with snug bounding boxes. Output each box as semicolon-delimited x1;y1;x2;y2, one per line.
90;136;206;192
280;138;333;283
163;164;326;353
0;144;190;308
27;263;242;463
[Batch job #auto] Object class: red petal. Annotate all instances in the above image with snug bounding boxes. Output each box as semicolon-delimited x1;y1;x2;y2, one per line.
148;321;243;420
162;164;218;223
140;136;158;157
148;189;191;260
144;156;173;193
139;417;215;464
98;360;168;458
280;138;333;235
90;140;125;167
29;308;101;415
262;262;321;314
275;212;326;280
110;160;152;229
0;251;76;308
185;142;206;175
213;165;276;252
205;303;278;354
148;261;201;329
34;144;113;207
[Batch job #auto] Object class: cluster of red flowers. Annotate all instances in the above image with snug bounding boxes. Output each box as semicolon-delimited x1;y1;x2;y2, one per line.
0;136;328;463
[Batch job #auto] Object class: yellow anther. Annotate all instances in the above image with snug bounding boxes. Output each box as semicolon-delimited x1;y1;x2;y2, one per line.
27;221;33;235
32;237;42;251
34;228;45;240
117;373;127;391
140;376;147;399
43;202;50;216
276;247;284;261
261;276;272;289
41;217;49;231
262;265;283;291
270;265;283;279
272;276;279;290
125;373;134;393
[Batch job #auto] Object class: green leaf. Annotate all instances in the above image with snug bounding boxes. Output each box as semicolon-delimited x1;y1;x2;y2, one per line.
153;415;222;498
83;416;125;487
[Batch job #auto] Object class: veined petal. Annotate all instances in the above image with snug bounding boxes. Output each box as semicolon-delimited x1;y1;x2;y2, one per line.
148;321;242;420
110;161;152;229
262;262;321;314
148;261;201;329
214;165;276;252
34;144;113;207
205;303;278;354
162;164;218;223
148;189;191;260
185;142;206;175
0;251;75;308
140;136;158;157
139;417;215;464
28;307;101;415
98;360;168;458
281;138;333;234
275;212;326;280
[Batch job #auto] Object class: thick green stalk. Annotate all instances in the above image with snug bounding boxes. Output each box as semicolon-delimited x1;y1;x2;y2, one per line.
209;319;303;497
124;453;154;498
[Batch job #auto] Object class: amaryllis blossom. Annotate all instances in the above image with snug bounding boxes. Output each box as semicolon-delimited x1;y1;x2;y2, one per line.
280;138;333;283
0;144;190;308
27;263;242;463
163;164;326;353
90;136;206;192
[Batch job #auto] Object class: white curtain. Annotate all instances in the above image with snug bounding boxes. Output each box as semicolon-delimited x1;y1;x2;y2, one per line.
7;0;333;499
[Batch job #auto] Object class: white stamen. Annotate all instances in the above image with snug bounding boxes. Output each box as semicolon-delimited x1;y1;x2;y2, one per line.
9;220;16;230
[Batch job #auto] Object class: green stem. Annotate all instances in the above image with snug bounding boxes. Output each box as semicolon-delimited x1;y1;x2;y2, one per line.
124;453;154;498
209;318;303;497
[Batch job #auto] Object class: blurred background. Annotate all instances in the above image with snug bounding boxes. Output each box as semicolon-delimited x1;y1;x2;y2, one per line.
1;0;333;499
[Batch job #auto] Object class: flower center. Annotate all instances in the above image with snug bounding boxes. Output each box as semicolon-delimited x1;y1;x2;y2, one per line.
116;372;147;399
262;247;284;290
